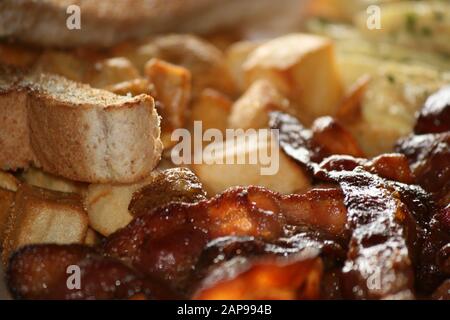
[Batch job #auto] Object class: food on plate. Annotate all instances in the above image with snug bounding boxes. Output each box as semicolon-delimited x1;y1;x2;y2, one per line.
0;0;449;301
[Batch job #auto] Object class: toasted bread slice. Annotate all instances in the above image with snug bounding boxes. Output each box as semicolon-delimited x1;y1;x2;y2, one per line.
2;184;88;265
0;187;14;244
0;68;163;183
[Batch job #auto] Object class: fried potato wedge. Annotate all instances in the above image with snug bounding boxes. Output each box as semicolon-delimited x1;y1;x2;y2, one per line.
190;89;232;134
0;171;20;192
145;58;191;148
21;167;86;195
229;79;291;130
243;33;343;122
191;131;311;195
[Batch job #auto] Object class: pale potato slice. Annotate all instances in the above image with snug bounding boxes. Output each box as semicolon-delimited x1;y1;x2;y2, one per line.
0;171;20;192
84;228;101;246
191;131;310;195
2;184;88;265
243;33;344;123
85;57;140;88
21;167;86;195
190;88;232;134
85;175;154;237
226;40;262;92
145;58;192;148
229;79;290;130
34;50;88;82
113;35;235;96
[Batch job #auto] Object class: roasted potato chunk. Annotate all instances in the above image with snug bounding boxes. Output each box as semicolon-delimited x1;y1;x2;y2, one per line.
0;171;20;192
225;40;262;92
190;88;232;134
191;131;311;195
145;58;192;148
21;167;86;195
229;79;291;130
113;35;235;96
84;57;140;88
2;184;88;265
85;175;155;237
243;33;343;123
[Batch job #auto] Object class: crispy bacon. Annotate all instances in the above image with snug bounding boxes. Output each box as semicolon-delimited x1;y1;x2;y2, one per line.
7;244;176;300
104;186;348;294
193;251;323;300
414;87;450;134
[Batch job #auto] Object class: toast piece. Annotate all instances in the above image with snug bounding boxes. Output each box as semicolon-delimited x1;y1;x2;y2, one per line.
243;33;343;123
2;184;88;265
0;188;14;244
0;68;163;183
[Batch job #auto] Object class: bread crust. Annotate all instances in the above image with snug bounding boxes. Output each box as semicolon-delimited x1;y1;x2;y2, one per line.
0;69;163;183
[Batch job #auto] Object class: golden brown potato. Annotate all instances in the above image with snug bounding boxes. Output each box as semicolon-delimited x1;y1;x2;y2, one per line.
190;88;232;134
33;50;88;82
84;175;154;237
113;35;236;96
2;184;88;265
21;167;86;195
0;171;20;192
226;40;262;92
85;57;140;88
243;33;344;123
191;131;311;195
104;78;155;96
228;79;290;130
145;58;192;148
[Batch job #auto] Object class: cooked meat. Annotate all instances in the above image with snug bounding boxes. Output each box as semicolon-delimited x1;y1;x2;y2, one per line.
414;87;450;134
193;251;323;300
129;167;207;217
7;244;176;299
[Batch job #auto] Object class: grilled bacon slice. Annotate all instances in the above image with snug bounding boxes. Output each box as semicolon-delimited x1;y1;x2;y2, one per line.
7;244;176;300
270;112;423;299
104;186;348;294
193;250;323;300
414;87;450;134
